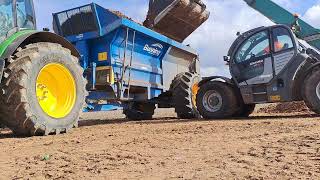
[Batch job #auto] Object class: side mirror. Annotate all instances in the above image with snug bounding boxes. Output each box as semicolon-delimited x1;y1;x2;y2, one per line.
236;32;241;36
43;28;50;32
223;56;230;65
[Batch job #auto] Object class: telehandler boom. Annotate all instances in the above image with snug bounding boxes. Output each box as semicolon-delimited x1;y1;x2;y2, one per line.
244;0;320;50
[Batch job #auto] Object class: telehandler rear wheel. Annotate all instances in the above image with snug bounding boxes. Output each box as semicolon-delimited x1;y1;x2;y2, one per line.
0;42;87;136
171;72;201;119
196;81;238;119
302;67;320;114
124;102;156;120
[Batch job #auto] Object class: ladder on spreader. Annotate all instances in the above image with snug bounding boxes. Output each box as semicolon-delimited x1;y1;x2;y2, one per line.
119;28;136;100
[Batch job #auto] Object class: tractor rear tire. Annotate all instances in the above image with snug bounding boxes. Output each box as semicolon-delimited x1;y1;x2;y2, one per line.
233;104;256;118
124;102;156;120
171;72;201;119
196;81;238;119
0;42;87;136
302;67;320;114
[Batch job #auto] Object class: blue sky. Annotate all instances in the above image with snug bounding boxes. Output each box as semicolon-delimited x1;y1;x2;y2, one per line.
282;0;318;13
33;0;320;76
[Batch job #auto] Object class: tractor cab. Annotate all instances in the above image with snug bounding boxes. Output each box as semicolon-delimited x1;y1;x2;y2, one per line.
0;0;36;43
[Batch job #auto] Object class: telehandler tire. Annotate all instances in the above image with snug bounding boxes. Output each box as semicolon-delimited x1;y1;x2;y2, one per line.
196;81;238;119
302;67;320;114
0;42;87;136
170;72;201;119
233;104;256;118
124;102;156;120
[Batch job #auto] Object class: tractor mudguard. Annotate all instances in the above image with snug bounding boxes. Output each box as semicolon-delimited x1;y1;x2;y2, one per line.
0;31;79;83
1;31;79;60
198;76;235;87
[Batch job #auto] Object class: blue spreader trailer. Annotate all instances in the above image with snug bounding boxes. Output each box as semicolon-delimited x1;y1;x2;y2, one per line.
53;3;203;119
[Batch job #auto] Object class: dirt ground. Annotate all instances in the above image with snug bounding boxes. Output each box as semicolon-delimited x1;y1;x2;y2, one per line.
1;108;320;179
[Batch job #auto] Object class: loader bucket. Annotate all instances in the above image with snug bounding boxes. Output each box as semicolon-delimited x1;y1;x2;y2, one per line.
144;0;210;42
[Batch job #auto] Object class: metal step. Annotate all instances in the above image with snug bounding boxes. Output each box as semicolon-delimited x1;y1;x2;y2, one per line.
252;92;267;95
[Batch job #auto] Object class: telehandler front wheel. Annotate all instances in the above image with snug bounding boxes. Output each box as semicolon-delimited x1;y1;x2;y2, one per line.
303;67;320;114
233;104;256;118
196;81;238;119
0;42;87;136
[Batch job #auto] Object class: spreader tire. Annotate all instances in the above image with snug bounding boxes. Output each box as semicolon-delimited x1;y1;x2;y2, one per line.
170;72;201;119
124;102;156;120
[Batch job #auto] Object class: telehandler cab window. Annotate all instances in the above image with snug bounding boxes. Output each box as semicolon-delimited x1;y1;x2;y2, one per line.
272;27;294;53
235;31;270;63
0;0;14;43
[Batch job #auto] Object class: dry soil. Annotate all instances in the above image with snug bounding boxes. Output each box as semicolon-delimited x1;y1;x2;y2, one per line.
0;108;320;179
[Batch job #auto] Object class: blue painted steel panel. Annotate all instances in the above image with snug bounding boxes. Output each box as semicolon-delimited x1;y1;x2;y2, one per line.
52;3;198;112
84;104;122;112
53;3;197;55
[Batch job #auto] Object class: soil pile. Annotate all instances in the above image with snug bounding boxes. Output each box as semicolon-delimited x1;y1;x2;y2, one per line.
257;101;311;114
109;10;134;21
109;10;142;25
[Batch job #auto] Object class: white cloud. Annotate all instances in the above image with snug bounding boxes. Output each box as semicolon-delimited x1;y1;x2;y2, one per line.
303;4;320;27
201;67;221;77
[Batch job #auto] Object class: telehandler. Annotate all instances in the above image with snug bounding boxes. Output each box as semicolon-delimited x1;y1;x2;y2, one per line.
196;0;320;119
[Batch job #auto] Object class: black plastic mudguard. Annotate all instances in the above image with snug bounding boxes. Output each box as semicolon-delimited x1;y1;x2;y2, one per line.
198;76;235;87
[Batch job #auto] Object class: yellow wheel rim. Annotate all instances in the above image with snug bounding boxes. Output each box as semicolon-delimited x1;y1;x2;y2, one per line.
192;83;200;108
36;63;77;119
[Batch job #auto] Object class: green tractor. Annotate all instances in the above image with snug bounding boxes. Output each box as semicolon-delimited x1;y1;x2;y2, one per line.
0;0;87;136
